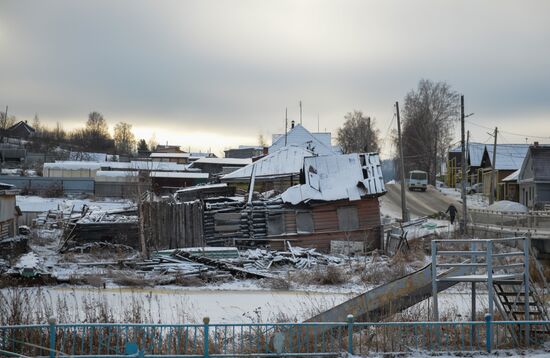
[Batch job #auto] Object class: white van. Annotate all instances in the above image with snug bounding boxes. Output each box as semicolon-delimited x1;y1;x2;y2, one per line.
408;170;428;191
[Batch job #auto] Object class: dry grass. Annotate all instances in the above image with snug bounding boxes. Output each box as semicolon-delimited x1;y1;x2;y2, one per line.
68;274;104;288
111;272;152;287
259;277;291;290
173;274;206;287
290;265;347;286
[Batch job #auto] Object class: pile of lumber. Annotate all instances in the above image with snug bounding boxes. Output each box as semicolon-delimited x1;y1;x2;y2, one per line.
230;243;345;271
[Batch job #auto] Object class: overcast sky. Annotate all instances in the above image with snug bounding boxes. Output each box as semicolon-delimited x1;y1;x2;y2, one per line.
1;0;550;157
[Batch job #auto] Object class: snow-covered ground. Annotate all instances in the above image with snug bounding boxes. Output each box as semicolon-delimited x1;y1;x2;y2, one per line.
0;285;488;324
438;187;489;209
16;195;134;212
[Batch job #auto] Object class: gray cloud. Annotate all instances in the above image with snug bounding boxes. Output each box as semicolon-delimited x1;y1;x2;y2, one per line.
1;0;550;155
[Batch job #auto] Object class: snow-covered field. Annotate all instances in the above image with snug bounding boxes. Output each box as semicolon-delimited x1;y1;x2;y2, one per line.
1;285;487;324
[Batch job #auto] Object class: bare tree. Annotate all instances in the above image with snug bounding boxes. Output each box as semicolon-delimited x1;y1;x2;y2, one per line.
398;79;459;184
0;110;16;143
32;114;41;132
147;133;158;152
114;122;136;155
258;134;267;147
84;111;112;151
337;110;380;153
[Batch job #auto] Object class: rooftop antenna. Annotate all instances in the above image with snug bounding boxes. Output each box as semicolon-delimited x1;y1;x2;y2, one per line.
317;113;320;132
299;100;302;125
285;107;288;146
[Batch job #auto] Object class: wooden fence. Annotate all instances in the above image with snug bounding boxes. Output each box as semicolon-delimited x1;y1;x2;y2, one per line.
142;200;204;249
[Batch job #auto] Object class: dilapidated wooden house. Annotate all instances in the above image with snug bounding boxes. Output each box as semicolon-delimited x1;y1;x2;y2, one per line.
203;152;386;252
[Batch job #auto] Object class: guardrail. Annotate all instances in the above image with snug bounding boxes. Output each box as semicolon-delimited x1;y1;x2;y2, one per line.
1;316;549;356
469;208;550;229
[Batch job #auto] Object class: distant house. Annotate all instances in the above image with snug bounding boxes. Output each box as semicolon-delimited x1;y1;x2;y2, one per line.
447;142;530;199
0;182;20;239
189;157;251;176
224;146;265;159
448;142;486;186
6;121;35;140
480;144;529;200
270;123;335;155
154;144;184;153
189;152;217;162
150;171;209;194
150;152;190;164
518;144;550;209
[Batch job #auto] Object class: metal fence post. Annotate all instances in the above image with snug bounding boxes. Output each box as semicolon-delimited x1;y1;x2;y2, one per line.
484;314;492;353
48;317;56;358
347;314;354;354
203;317;210;358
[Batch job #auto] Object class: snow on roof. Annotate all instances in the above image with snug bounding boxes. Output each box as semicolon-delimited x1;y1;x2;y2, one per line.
221;145;314;181
150;152;191;158
502;169;520;182
96;170;139;177
44;160;188;172
175;183;227;194
467;143;486;167
270;124;335;155
0;182;15;189
281;153;386;204
127;161;188;171
44;161;103;170
16;195;132;212
150;171;209;179
485;144;529;171
191;157;251;166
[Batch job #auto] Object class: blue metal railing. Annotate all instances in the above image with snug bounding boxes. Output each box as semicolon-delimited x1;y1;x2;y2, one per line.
1;315;549;357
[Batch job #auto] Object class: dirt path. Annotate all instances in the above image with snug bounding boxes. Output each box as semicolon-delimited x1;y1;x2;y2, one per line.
380;183;462;218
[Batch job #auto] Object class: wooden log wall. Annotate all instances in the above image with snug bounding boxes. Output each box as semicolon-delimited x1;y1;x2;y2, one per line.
142;200;204;249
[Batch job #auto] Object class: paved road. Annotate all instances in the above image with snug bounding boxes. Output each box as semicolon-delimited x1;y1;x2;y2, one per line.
380;183;462;219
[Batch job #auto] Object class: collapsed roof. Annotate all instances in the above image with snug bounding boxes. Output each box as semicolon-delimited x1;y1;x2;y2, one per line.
281;153;386;204
221;145;313;182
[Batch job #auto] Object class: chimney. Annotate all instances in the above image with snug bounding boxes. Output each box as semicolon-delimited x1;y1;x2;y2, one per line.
291;120;295;129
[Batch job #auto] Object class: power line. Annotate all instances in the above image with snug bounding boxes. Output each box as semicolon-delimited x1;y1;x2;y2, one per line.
465;118;550;140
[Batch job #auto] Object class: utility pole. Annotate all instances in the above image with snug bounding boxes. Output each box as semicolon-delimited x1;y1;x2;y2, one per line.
284;108;288;146
299;100;303;125
489;127;498;204
460;95;468;234
0;106;7;167
396;101;409;222
466;130;470;183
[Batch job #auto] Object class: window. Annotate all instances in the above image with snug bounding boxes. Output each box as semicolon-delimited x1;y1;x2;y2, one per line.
267;213;284;236
296;211;314;233
337;206;359;231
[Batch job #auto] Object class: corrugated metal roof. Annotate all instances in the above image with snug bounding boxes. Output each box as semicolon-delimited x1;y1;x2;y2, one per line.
190;158;251;166
485;144;529;171
270;124;334;155
150;171;209;179
450;142;528;170
280;153;385;204
221;145;313;181
150;152;190;158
